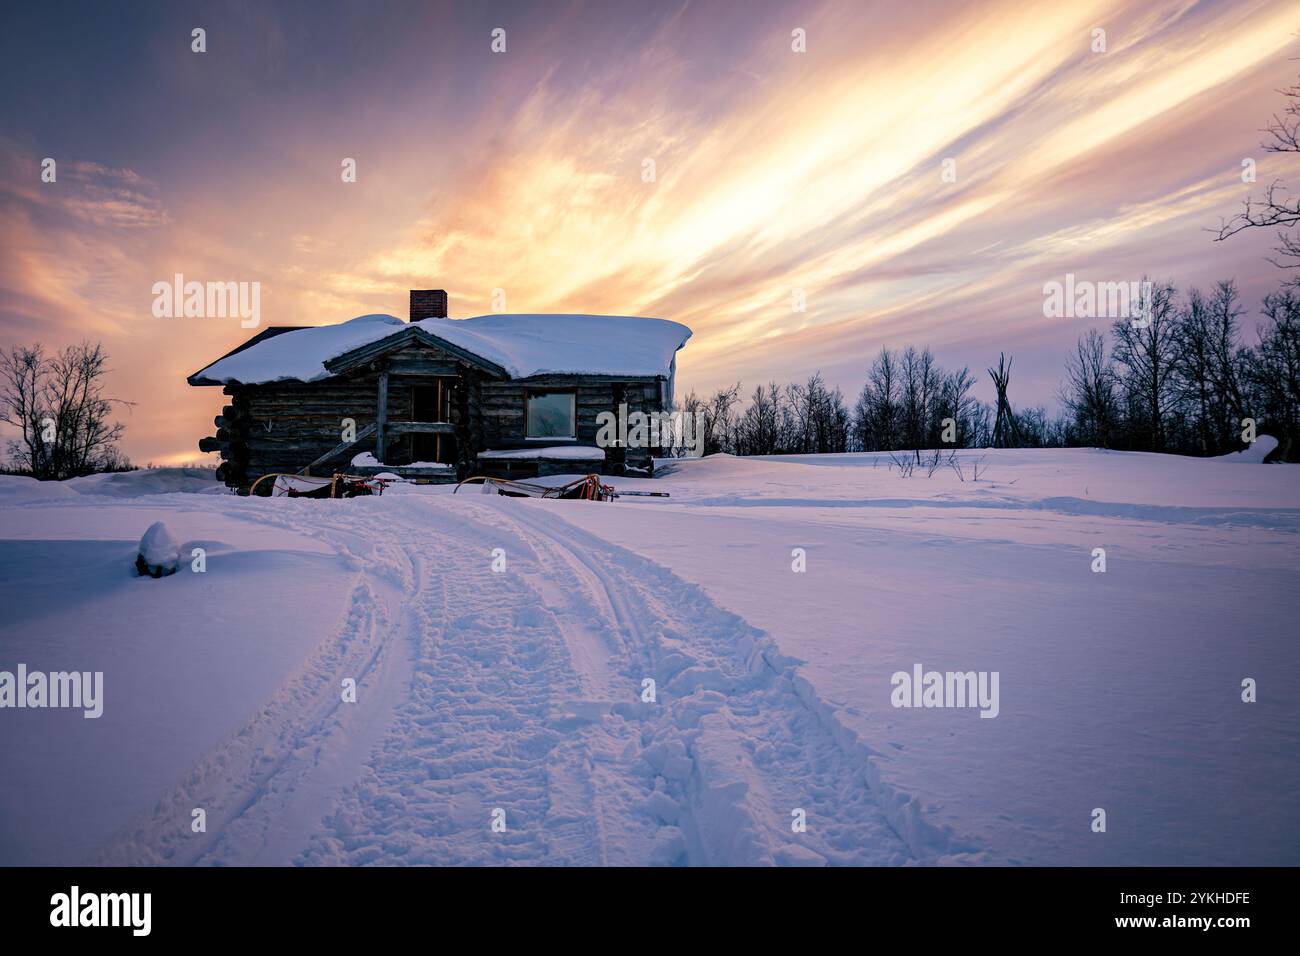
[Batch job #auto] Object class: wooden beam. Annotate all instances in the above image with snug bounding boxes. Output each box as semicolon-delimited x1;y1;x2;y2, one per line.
297;421;376;476
385;421;456;435
505;373;663;386
376;370;389;463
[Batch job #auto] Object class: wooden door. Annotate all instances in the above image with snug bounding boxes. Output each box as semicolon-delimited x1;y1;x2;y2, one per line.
410;382;455;464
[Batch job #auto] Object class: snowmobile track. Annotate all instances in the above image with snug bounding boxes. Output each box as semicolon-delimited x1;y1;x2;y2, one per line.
492;500;912;865
94;494;912;866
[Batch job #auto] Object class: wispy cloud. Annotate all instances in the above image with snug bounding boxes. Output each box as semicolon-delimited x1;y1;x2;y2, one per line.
1;0;1298;464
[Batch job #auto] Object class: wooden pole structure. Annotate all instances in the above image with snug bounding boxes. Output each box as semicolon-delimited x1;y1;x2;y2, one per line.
987;353;1023;448
375;366;389;464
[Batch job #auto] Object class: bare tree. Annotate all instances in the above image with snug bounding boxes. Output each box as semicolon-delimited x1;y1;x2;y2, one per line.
1245;287;1300;458
0;341;129;479
735;382;784;455
1215;75;1300;271
1111;280;1179;451
899;346;940;456
785;373;847;453
0;344;45;474
934;366;977;447
967;401;994;447
1060;330;1119;447
1205;280;1248;423
675;384;742;456
1170;284;1254;455
853;347;900;451
1173;289;1220;454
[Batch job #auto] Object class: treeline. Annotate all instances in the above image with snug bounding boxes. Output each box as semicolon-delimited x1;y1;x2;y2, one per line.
676;278;1300;461
1065;280;1298;457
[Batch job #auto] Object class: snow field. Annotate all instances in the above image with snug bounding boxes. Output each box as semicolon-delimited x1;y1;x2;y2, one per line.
2;452;1296;866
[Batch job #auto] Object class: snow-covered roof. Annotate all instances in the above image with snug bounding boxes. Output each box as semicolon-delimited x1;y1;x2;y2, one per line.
192;312;692;384
479;446;607;460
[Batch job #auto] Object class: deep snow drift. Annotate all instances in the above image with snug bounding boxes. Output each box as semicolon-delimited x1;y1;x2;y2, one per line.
0;453;1295;866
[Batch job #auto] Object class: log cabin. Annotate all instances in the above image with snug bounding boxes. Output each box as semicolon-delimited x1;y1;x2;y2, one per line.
188;290;692;491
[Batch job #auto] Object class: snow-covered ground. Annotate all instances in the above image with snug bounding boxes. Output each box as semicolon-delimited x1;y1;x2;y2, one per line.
0;451;1295;866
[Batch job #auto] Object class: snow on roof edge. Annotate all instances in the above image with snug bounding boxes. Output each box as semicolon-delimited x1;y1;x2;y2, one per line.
193;312;691;385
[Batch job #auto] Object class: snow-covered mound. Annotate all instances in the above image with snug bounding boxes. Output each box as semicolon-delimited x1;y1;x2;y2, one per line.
135;520;181;577
0;475;80;503
194;312;691;383
69;467;223;497
0;468;221;502
1212;434;1278;462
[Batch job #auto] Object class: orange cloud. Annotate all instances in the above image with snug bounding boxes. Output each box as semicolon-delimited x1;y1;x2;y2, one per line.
2;0;1299;465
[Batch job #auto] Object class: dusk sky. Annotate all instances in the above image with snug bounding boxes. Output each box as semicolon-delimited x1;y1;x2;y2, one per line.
2;0;1299;465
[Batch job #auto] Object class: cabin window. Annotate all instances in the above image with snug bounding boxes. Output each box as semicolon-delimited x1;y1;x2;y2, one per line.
526;391;576;439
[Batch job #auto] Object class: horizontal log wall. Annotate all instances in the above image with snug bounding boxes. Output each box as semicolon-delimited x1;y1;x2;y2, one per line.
197;341;670;487
203;372;434;488
480;376;663;471
243;374;397;480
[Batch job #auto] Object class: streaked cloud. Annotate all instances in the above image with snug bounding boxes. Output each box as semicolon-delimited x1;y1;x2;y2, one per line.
1;0;1298;464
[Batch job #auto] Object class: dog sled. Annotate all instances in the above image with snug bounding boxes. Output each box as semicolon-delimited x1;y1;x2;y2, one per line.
454;473;668;502
243;470;669;502
248;472;394;498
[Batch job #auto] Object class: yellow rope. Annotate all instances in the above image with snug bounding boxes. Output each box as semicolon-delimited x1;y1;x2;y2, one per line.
247;472;302;497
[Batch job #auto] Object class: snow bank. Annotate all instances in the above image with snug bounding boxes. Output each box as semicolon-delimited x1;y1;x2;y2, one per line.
0;469;221;503
1212;434;1278;462
69;468;222;497
194;312;691;384
0;475;79;503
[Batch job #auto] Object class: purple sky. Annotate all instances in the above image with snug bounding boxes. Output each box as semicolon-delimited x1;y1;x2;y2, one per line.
2;0;1299;464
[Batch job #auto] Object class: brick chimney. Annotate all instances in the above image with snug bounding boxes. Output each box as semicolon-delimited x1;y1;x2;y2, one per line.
409;289;448;322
